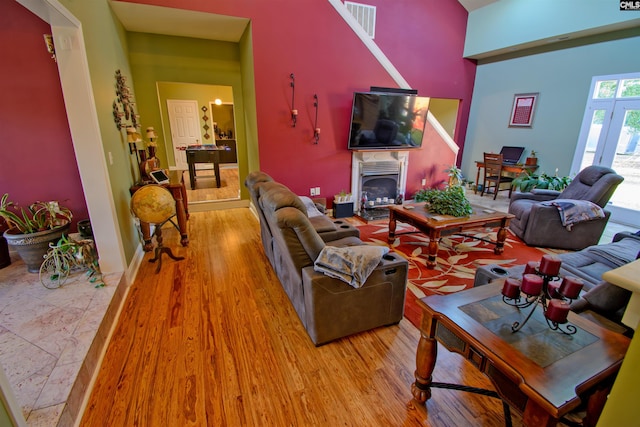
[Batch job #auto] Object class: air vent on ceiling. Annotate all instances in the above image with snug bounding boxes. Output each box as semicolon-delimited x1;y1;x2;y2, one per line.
345;1;376;39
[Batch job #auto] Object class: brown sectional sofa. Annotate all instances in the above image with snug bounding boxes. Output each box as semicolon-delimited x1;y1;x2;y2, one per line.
245;171;408;345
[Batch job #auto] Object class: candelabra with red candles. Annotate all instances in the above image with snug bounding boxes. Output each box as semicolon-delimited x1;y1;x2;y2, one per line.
501;254;584;335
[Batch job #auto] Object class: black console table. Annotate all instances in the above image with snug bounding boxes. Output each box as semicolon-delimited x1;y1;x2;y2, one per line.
185;145;233;189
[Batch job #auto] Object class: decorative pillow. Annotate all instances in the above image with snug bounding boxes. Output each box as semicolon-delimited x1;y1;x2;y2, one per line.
542;199;605;231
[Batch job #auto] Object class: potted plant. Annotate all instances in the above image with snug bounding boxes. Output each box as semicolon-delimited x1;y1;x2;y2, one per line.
0;218;10;269
0;193;73;273
512;171;572;193
445;165;464;188
413;185;473;217
334;190;352;204
525;150;538;166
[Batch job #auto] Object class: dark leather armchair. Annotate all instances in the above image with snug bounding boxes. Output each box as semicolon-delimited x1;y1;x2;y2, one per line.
508;166;624;250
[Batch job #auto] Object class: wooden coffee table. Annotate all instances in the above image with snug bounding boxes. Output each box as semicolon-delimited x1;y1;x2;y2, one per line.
411;282;630;427
387;203;514;268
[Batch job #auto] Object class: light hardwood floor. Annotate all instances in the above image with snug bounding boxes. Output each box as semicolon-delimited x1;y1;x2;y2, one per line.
183;166;240;203
80;207;526;427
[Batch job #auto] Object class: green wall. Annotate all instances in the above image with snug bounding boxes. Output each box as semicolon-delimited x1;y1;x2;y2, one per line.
59;0;148;266
156;82;235;164
127;32;253;200
460;34;640;182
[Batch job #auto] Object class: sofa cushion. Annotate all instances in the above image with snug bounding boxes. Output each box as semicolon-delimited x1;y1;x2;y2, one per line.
259;181;308;214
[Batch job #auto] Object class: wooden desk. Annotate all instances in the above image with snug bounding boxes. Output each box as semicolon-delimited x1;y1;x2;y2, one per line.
130;170;189;250
475;161;538;194
387;203;513;268
411;282;630;427
186;145;232;189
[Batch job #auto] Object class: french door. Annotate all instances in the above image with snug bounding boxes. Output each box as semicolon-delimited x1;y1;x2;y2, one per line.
572;74;640;227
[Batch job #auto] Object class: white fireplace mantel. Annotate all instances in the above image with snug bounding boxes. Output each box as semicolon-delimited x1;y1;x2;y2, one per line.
351;151;409;211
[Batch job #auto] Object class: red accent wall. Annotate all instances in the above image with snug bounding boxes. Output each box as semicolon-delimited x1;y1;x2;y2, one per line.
121;0;474;201
1;1;88;230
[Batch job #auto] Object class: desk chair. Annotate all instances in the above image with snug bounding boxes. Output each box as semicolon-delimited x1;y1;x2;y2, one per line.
482;153;514;200
130;185;185;273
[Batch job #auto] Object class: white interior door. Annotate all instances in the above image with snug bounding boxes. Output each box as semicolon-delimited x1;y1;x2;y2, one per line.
167;99;201;170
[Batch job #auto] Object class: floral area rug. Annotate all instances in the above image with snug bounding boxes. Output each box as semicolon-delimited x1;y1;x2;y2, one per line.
357;222;562;328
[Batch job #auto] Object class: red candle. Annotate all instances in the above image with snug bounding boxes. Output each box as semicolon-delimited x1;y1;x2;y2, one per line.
521;274;543;295
524;261;539;275
545;299;570;324
539;254;562;276
547;281;561;298
501;278;521;299
559;276;584;300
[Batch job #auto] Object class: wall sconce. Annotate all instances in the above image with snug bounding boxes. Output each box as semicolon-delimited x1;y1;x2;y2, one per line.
43;34;56;62
290;73;297;127
313;94;320;144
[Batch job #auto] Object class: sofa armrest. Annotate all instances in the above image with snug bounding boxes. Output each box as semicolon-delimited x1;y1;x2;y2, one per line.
570;281;631;323
301;252;408;345
613;230;640;244
510;190;559;204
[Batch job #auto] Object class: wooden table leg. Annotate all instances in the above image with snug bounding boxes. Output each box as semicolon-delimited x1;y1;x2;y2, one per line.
494;218;509;254
140;221;153;252
214;161;221;188
427;230;441;269
188;161;196;189
523;401;557;427
388;210;397;244
169;186;189;247
412;316;438;404
475;164;482;194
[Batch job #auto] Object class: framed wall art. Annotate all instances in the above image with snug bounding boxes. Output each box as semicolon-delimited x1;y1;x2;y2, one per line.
509;93;538;128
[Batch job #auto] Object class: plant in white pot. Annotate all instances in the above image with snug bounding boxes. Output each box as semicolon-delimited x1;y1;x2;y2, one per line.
0;193;73;273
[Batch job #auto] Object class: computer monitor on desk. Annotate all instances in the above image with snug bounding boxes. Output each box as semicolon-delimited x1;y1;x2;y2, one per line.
500;146;525;164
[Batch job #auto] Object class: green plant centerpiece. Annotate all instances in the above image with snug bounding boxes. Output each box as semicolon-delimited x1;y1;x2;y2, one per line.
414;185;473;217
0;193;73;273
512;171;572;193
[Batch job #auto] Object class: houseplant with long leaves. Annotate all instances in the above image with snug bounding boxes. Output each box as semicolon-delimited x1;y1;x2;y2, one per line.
1;193;73;272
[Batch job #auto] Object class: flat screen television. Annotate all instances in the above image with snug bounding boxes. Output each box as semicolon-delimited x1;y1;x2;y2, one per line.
347;91;430;150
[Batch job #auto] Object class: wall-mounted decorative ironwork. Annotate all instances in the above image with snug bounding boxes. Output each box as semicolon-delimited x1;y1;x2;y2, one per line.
313;94;320;144
202;105;211;140
112;70;139;131
290;73;297;127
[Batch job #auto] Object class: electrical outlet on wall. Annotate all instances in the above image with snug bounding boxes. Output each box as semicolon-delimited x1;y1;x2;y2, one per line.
315;187;320;195
310;188;316;196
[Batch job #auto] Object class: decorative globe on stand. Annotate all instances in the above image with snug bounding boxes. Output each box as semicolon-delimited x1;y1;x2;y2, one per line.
130;185;184;272
131;185;175;224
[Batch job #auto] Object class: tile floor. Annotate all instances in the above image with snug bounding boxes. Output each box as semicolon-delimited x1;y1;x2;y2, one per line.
0;189;636;426
0;249;123;426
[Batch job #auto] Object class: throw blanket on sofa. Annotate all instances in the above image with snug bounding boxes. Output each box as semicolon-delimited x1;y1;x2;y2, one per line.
314;245;390;288
542;199;605;231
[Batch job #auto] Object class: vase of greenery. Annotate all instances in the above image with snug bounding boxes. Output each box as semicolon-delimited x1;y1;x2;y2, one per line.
0;193;73;273
413;185;473;217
